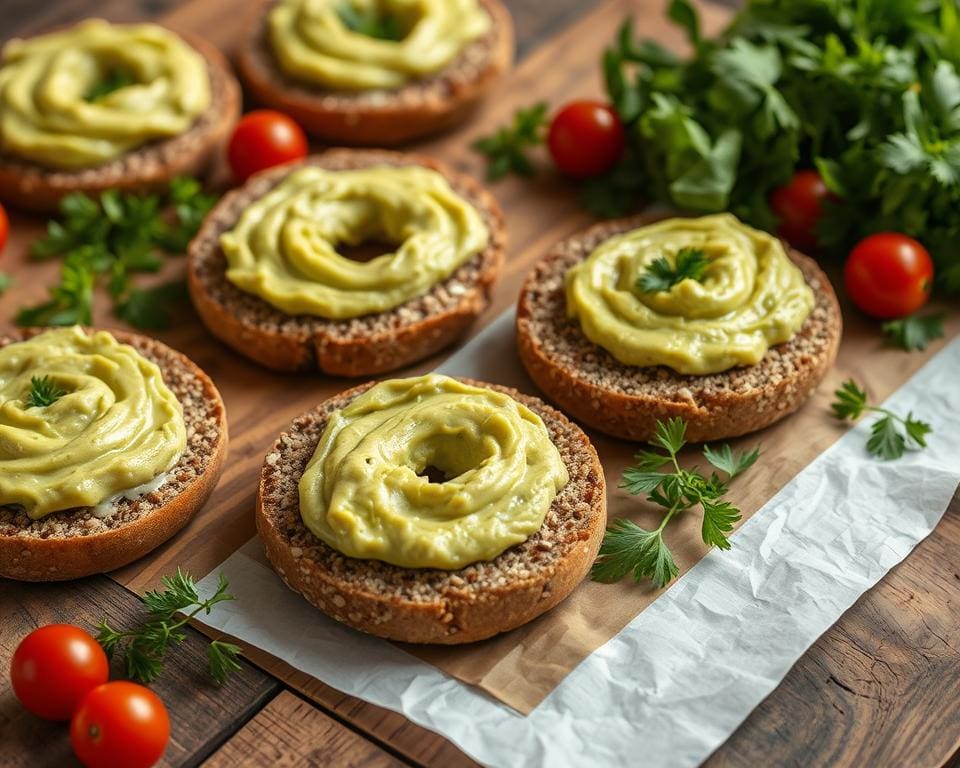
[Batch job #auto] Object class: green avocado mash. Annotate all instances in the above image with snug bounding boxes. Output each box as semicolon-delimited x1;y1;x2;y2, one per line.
0;20;210;169
268;0;491;90
299;374;568;570
0;327;186;520
565;214;815;375
220;165;489;319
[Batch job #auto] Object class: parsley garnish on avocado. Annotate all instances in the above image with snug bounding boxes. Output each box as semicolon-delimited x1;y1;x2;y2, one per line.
638;247;710;293
337;2;403;41
85;68;136;102
24;376;66;409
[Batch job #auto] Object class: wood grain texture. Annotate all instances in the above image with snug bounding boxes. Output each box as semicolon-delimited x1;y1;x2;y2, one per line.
2;1;959;767
203;691;409;768
0;576;280;768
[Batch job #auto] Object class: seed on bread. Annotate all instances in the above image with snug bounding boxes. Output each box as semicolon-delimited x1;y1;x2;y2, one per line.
0;328;227;581
188;149;505;375
517;215;843;442
257;379;606;644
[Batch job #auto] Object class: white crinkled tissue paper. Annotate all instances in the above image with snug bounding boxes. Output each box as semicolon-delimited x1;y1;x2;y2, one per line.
195;309;960;768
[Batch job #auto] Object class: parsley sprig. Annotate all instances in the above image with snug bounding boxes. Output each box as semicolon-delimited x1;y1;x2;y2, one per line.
86;69;136;102
96;569;242;685
592;417;759;588
472;103;549;181
832;379;932;460
336;2;402;41
18;178;216;330
24;376;66;408
638;247;710;293
882;313;945;351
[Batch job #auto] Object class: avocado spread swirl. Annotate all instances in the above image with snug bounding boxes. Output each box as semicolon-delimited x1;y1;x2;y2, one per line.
565;215;815;375
299;374;569;569
0;20;210;170
268;0;491;90
0;328;186;520
220;165;489;319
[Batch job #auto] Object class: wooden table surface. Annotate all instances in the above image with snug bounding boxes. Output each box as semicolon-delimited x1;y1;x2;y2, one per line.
1;2;959;767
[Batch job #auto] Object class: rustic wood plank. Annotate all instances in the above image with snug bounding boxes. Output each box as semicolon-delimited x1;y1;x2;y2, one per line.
705;493;960;768
203;690;409;768
0;576;281;768
2;0;188;38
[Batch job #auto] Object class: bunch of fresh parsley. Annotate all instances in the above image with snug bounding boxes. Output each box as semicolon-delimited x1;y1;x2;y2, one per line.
18;178;215;330
477;0;960;293
592;417;759;588
831;379;932;460
97;569;242;685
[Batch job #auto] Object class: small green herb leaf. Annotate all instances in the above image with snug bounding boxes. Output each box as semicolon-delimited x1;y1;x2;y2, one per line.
591;519;678;588
115;281;189;331
638;248;710;293
703;443;760;478
882;313;945;351
867;415;906;460
904;414;933;447
86;69;136;101
700;498;741;550
652;416;687;456
472;103;549;181
337;1;403;40
24;376;66;408
94;569;240;685
831;379;869;421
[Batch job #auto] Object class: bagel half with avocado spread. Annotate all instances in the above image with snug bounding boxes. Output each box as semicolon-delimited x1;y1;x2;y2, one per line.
257;374;606;644
0;19;241;213
236;0;514;144
0;327;228;581
188;149;505;375
517;214;842;443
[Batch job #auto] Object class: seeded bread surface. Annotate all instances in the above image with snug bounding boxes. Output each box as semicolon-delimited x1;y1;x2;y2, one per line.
0;31;241;213
256;378;606;644
0;328;228;581
517;216;843;442
236;0;514;144
187;150;505;375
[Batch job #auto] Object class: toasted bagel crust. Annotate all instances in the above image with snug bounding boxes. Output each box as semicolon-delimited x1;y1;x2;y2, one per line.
0;31;241;213
256;378;606;644
187;150;505;375
0;328;228;581
516;215;843;443
236;0;514;144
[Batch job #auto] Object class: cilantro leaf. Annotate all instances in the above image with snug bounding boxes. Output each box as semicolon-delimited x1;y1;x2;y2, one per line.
904;414;932;447
831;379;869;421
882;313;945;351
700;499;742;550
638;247;710;293
472;103;548;181
336;2;403;40
703;443;760;478
114;281;189;331
867;415;906;460
591;520;678;588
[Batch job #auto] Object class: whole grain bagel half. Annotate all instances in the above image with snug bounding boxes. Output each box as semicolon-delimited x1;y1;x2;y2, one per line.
256;378;606;644
0;328;228;581
188;149;506;375
0;29;241;213
236;0;514;144
517;215;843;443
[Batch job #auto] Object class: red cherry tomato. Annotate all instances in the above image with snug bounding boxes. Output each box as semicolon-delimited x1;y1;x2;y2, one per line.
769;169;834;251
71;682;170;768
10;625;109;721
0;202;8;253
227;110;308;183
547;100;625;179
844;233;934;319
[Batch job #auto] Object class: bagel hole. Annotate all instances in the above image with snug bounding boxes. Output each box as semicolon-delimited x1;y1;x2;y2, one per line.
336;239;398;263
85;66;137;102
417;465;451;484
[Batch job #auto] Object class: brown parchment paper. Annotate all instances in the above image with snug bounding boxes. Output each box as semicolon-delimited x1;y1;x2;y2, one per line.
402;291;960;715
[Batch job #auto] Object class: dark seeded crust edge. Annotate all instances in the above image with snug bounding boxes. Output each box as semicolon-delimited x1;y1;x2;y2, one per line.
256;378;606;645
0;328;228;582
0;31;242;213
187;149;506;375
516;215;844;443
235;0;514;144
